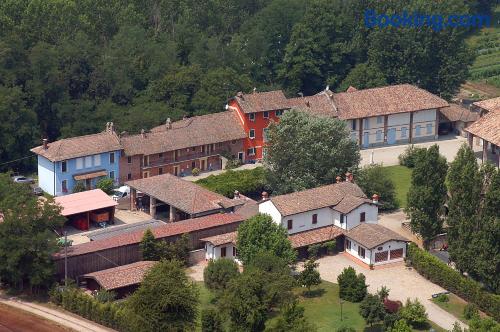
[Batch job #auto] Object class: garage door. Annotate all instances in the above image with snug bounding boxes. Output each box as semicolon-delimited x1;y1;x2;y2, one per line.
375;251;388;262
390;248;403;260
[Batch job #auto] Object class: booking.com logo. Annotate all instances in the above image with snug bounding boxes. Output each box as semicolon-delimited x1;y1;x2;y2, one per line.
364;9;491;31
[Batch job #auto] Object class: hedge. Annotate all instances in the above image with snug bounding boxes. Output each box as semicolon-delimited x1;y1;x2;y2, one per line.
51;287;138;331
407;244;500;321
196;167;267;198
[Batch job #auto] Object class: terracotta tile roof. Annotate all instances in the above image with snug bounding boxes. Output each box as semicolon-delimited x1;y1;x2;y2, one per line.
266;182;371;217
121;111;245;156
333;84;448;120
439;104;479;123
126;174;243;215
31;131;121;162
346;223;408;249
288;93;338;117
233;90;289;113
83;261;156;290
55;213;245;258
288;226;344;248
201;231;237;246
472;97;500;112
464;110;500;146
54;189;117;216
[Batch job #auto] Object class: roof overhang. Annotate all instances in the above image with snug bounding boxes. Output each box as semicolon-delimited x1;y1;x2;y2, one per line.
74;170;108;181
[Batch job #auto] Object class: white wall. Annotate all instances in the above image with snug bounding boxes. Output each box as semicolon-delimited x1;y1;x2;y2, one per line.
280;207;337;234
345;238;407;266
342;204;378;230
259;201;283;225
38;156;55;195
345;238;371;265
388;113;410;126
204;243;238;261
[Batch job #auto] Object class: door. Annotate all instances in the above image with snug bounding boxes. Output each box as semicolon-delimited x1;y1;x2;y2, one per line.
363;132;369;148
238;152;244;162
390;248;404;260
375;251;388;262
201;159;206;171
387;128;396;144
173;166;179;176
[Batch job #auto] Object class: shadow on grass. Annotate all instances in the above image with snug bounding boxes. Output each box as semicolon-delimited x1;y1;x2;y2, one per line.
363;323;384;332
301;288;326;298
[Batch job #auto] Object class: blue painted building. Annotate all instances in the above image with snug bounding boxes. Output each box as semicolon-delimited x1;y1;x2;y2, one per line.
31;124;122;196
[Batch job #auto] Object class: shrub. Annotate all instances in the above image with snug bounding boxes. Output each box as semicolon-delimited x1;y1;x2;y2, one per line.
225;158;242;170
201;307;224;332
337;267;367;302
196;167;267;198
96;177;114;195
398;145;426;168
298;259;321;292
72;181;86;193
389;319;412;332
359;294;386;326
204;258;240;293
191;167;200;176
307;244;321;258
384;312;401;330
436;293;449;303
337;327;355;332
399;299;428;328
407;243;500;320
323;240;336;254
94;289;116;303
463;303;479;320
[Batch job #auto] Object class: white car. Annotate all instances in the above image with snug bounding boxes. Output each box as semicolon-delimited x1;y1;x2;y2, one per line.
112;186;130;201
11;175;35;184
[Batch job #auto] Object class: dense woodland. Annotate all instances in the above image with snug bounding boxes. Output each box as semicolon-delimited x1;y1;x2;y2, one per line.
0;0;495;171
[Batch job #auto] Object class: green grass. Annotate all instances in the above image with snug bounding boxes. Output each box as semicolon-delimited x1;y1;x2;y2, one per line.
432;294;468;323
380;165;412;208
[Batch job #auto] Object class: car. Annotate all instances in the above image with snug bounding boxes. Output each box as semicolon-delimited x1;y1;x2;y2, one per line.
11;175;35;184
112;185;130;201
32;186;43;196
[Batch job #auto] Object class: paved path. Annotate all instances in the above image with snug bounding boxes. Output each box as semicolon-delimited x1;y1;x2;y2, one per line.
0;297;114;332
315;254;467;330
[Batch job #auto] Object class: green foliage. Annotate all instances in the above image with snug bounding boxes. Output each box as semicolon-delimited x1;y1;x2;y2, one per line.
405;145;448;248
201;307;224;332
435;293;449;303
407;243;500;320
72;181;86;193
359;294;386;326
265;110;359;194
356;164;399;211
337;267;367;302
94;289;117;303
298;259;321;292
323;240;336;254
339;62;387;92
236;214;296;265
398;299;427;327
196;167;267;198
267;300;316;332
463;303;479;320
451;321;463;332
158;233;191;265
398;145;426;168
203;258;240;293
191;167;200;176
96;177;114;195
377;286;390;301
468;316;500;332
384;312;401;331
307;244;321;258
139;229;159;261
388;319;412;332
336;327;355;332
127;260;199;332
0;173;65;293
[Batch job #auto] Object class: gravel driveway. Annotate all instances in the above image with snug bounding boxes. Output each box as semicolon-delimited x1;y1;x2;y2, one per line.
315;254;467;330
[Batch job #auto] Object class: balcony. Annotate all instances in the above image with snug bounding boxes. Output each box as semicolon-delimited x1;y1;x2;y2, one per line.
142;150;223;169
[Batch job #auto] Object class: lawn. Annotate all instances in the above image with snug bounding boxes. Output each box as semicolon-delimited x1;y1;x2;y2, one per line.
380;165;412;208
432;293;468;323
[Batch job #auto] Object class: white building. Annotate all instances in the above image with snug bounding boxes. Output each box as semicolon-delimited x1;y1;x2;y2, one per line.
201;231;241;264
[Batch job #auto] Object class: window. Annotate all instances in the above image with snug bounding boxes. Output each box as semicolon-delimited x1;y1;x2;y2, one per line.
360;212;366;222
275;110;283;117
143;155;149;166
248;113;255;121
143;171;149;178
346;239;351;250
127;156;132;164
249;129;255;139
109;171;115;180
85;156;92;168
76;158;83;169
109;152;115;164
340;213;345;223
426;123;433;134
233;247;237;257
376;130;382;141
263;128;269;142
159;167;163;175
247;147;255;156
401;127;408;138
94;154;101;166
415;125;421;136
61;161;67;173
263;111;269;119
191;161;196;169
221;247;227;257
62;180;68;193
158;153;163;159
191;147;196;152
377;116;383;124
127;173;132;180
312;214;318;224
358;246;366;259
363;118;370;129
287;219;293;230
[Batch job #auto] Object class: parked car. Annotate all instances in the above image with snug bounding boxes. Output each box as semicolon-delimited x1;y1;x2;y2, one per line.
11;175;35;184
112;185;130;201
32;186;43;196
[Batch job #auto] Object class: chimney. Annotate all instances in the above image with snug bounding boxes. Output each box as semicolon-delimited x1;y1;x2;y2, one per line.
261;191;269;201
372;194;379;204
336;176;342;183
109;122;114;133
325;85;330;91
234;190;240;199
166;118;172;129
141;129;146;138
42;138;48;150
345;172;353;182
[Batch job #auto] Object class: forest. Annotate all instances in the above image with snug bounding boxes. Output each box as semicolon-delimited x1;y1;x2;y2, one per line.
0;0;494;171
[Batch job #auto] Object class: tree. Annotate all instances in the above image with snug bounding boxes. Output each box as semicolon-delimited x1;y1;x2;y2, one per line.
139;229;159;261
96;177;114;194
265;110;359;194
236;214;296;265
127;260;199;332
468;316;500;332
405;145;448;248
377;286;390;301
339;62;387;92
201;307;224;332
160;233;191;265
398;299;428;328
359;294;386;326
0;173;65;292
267;300;316;332
203;258;240;293
337;267;367;302
388;319;412;332
298;259;321;293
72;181;86;193
356;164;398;211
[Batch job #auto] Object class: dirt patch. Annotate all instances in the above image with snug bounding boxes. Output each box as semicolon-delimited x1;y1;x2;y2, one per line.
0;303;71;332
459;81;500;99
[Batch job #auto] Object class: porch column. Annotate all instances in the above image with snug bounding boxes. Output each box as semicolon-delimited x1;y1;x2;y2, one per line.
409;112;414;143
169;205;177;222
150;197;157;219
383;116;388;143
467;133;474;147
130;188;137;211
358;118;364;147
435;109;440;139
482;139;488;164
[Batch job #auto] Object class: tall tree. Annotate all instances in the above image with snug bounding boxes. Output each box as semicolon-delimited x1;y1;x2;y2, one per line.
359;294;386;326
265;110;359;194
405;145;448;248
356;164;398;211
139;228;159;261
298;259;321;293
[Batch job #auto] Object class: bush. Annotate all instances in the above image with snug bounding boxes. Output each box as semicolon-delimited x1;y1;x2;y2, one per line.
204;258;240;293
196;167;267;198
94;289;116;303
398;145;426;168
323;240;336;254
356;164;399;211
72;181;86;193
201;307;224;332
337;327;355;332
191;167;200;176
463;303;479;320
225;158;242;170
96;177;114;194
337;267;367;302
399;298;427;327
407;244;500;320
436;293;449;303
307;244;321;258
